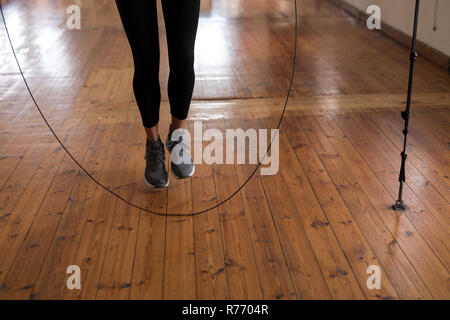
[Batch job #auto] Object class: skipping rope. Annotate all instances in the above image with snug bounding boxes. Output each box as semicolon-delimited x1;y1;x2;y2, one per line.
0;0;298;217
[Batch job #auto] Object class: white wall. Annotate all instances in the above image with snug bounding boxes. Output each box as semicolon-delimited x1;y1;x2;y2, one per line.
341;0;450;56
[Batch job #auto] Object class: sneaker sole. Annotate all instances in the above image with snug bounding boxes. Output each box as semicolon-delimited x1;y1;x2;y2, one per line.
144;176;169;188
171;165;195;180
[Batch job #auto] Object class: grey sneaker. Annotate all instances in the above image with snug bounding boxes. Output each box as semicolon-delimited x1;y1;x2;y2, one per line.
166;125;195;179
144;139;169;188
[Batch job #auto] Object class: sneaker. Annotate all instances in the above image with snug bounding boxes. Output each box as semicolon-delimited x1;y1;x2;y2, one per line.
165;125;195;179
144;138;169;188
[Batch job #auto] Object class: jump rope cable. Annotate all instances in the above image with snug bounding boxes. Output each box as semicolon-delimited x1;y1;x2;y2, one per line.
0;0;298;217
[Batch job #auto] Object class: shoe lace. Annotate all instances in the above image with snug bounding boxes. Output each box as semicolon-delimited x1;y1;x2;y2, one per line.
145;146;165;162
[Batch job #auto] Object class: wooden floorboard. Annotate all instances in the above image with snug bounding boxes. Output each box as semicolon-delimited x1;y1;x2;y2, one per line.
0;120;97;299
309;113;435;299
282;118;393;299
163;124;196;299
207;120;264;299
190;121;229;299
95;120;144;300
322;111;449;298
228;118;297;300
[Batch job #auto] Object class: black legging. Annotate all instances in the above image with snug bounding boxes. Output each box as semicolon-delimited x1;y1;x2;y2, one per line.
115;0;200;128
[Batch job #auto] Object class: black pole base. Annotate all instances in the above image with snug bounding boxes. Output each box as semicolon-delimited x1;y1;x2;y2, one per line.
392;200;406;211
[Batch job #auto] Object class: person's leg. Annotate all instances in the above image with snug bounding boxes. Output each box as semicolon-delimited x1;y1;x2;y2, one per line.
161;0;201;130
161;0;200;179
115;0;161;141
116;0;168;187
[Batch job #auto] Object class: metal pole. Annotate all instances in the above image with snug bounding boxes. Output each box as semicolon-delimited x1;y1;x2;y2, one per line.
392;0;420;211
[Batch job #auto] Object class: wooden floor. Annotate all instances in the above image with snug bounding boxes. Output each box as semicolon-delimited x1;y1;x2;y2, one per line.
0;0;449;300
